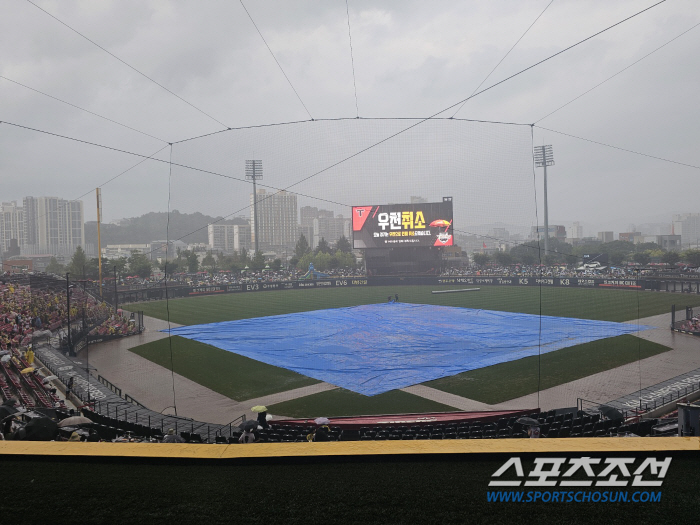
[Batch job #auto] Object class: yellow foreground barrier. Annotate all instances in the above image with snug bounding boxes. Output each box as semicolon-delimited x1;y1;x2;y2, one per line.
1;436;698;461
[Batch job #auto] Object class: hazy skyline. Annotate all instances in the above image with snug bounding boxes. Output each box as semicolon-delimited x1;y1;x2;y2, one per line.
2;1;699;239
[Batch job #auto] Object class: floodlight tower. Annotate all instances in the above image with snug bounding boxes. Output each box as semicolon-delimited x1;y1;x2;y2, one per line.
246;160;263;254
534;145;555;258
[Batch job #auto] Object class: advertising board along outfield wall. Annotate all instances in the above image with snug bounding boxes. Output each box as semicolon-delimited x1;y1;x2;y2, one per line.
114;275;700;304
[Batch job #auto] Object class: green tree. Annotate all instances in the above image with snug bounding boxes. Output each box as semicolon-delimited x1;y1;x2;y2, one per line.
335;235;352;253
314;252;332;271
85;258;100;279
272;258;282;271
289;256;299;269
662;250;680;265
159;260;180;275
493;251;512;266
472;253;490;266
129;250;153;278
45;256;65;275
509;241;541;265
681;249;700;267
635;242;661;252
112;256;128;275
334;250;356;269
298;252;315;271
295;234;311;259
649;249;665;262
251;250;265;270
201;251;216;272
66;246;88;278
315;238;331;255
187;251;200;273
633;251;651;266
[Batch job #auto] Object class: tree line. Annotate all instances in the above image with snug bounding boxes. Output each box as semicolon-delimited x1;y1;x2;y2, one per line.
472;238;700;268
45;234;358;280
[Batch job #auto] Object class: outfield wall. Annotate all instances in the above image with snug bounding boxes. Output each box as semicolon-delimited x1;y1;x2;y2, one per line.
114;275;700;303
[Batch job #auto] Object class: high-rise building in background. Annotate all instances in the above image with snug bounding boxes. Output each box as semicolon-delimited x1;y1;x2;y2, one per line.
673;213;700;249
21;196;85;256
0;201;25;253
568;221;583;241
313;214;350;250
299;206;350;249
597;231;614;243
208;221;251;254
530;225;566;242
250;189;298;250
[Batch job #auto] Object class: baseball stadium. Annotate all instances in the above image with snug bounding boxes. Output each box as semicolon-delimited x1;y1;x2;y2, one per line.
2;2;700;523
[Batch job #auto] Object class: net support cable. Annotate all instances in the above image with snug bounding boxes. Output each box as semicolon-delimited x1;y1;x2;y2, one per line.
535;20;700;123
24;0;230;130
239;0;314;120
345;0;360;118
451;0;554;118
0;75;169;143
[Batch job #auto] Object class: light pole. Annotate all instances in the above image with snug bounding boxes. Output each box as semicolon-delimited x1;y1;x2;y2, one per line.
113;265;118;315
246;160;263;255
65;273;72;356
79;279;91;407
534;145;555;259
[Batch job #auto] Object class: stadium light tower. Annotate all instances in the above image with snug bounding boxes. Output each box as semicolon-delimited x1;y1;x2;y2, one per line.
534;145;555;258
246;160;263;254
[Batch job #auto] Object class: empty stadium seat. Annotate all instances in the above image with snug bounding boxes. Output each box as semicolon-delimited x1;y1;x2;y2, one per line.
340;430;361;441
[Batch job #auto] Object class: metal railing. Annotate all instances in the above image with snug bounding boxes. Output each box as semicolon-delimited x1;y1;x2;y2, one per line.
578;381;700;420
217;414;247;439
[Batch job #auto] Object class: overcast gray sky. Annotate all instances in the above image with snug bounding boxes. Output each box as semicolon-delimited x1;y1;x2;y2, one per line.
1;0;698;239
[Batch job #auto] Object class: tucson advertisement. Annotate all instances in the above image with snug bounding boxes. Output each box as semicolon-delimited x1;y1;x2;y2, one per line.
352;200;454;249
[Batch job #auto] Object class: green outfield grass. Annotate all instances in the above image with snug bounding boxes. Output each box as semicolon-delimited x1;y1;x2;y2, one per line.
130;337;319;400
125;285;681;417
427;335;670;404
130;285;688;326
269;388;458;418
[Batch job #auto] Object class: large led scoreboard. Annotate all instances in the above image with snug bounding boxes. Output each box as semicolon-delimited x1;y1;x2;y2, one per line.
352;199;454;249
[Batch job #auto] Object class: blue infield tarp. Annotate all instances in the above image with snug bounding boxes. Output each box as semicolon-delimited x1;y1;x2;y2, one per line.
165;303;653;396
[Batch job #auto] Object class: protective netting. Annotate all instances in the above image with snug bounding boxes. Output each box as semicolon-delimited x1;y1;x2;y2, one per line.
71;118;693;424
